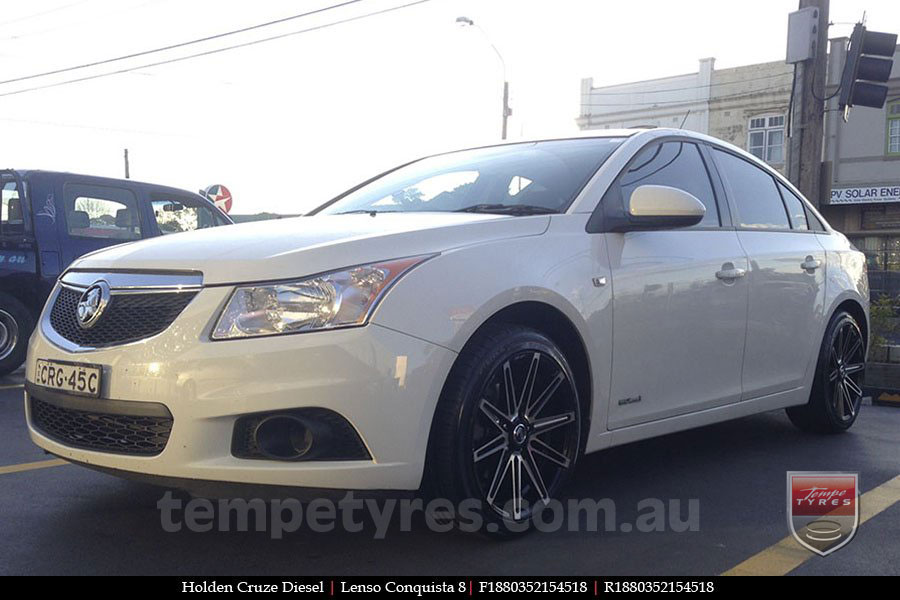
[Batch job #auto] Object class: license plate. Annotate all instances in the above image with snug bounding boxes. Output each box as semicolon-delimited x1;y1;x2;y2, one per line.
34;359;102;397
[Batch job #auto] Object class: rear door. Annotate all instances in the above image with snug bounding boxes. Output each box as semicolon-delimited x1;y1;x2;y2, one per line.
710;148;826;399
59;181;145;267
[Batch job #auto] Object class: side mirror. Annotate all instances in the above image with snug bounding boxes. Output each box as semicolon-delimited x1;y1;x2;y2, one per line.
623;185;705;231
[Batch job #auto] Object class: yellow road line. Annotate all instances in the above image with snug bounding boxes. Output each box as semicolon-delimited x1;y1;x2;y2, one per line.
0;458;68;475
724;473;900;576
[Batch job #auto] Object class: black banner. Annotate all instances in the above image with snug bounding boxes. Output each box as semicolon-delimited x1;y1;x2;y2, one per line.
11;576;874;594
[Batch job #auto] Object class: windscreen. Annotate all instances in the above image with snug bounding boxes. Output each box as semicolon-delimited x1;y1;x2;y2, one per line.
317;138;624;215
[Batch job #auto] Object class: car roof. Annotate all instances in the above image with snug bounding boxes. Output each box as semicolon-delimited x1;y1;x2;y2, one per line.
440;127;729;156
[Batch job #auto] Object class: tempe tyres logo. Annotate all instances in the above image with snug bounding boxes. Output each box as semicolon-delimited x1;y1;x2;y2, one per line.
787;472;859;556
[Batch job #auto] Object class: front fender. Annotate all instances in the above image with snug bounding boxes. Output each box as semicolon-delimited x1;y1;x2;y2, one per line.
371;223;596;354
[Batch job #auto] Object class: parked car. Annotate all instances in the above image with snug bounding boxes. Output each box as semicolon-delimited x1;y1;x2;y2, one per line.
0;170;232;376
24;129;868;534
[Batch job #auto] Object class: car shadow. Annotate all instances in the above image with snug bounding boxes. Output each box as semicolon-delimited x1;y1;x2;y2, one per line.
6;407;881;576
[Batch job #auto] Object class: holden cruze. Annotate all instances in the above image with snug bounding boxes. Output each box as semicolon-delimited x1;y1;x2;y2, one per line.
25;128;868;532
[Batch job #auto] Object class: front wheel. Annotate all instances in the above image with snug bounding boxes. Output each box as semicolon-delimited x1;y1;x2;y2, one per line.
428;324;582;536
787;311;865;433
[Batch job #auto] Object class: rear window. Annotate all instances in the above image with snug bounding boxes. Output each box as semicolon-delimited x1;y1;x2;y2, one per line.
64;184;142;240
152;196;223;235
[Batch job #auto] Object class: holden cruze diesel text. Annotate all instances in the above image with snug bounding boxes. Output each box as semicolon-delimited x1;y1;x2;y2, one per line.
25;128;869;532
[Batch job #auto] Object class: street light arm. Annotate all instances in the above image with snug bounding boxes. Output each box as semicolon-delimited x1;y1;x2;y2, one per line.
456;16;510;139
456;16;506;82
473;24;507;82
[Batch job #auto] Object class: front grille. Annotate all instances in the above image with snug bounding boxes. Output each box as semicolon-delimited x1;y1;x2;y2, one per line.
30;397;173;456
49;286;196;348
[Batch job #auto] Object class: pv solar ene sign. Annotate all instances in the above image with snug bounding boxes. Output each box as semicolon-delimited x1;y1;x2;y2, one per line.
830;185;900;204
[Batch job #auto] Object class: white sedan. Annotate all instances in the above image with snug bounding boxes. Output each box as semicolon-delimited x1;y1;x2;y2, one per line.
25;128;868;532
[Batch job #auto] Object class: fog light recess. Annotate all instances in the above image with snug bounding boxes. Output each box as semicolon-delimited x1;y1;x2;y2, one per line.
254;415;314;460
231;408;371;462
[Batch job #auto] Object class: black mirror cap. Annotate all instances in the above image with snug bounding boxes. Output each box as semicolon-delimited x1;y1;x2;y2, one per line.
607;212;705;233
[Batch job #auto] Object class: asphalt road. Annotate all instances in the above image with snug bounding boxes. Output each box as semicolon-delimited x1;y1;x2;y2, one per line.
1;370;898;576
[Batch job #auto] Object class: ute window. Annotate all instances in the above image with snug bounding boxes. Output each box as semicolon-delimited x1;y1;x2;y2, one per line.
65;185;142;240
1;180;26;236
315;138;624;215
152;197;221;235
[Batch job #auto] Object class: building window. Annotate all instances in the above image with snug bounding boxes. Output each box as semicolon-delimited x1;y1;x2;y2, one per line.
888;101;900;156
748;114;785;164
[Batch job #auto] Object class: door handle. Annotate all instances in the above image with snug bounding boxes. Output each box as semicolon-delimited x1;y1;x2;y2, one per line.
801;256;821;272
716;265;747;280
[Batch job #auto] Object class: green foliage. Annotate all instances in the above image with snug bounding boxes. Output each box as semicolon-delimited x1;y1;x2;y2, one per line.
869;295;896;356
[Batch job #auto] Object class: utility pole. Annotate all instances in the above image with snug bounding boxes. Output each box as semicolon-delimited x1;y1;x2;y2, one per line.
123;148;130;179
787;0;829;207
501;81;511;140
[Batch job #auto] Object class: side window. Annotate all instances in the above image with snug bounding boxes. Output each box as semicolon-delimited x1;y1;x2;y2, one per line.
806;208;825;231
713;149;790;229
65;184;141;240
776;181;808;230
1;180;25;236
152;198;219;235
619;141;720;227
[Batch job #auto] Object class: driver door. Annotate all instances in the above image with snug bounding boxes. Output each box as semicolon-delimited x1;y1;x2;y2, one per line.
598;140;750;429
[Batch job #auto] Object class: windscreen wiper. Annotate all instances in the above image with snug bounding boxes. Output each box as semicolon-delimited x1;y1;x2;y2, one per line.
454;204;558;215
335;209;401;215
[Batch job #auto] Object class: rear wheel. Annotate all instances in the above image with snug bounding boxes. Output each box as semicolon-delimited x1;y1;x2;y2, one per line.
787;311;865;433
0;293;34;377
428;324;582;536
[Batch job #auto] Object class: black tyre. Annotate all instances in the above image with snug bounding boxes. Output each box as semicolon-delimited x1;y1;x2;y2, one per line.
787;311;865;434
0;292;34;377
428;324;582;536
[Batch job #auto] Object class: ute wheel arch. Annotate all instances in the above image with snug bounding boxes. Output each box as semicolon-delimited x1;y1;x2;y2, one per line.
0;291;35;376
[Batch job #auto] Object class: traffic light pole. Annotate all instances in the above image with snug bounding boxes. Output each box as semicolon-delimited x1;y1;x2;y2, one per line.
788;0;829;207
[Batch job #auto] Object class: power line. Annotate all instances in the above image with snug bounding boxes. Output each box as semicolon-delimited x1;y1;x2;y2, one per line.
0;0;364;87
0;0;434;99
0;0;91;27
4;0;169;42
0;116;200;138
582;83;793;109
585;72;793;96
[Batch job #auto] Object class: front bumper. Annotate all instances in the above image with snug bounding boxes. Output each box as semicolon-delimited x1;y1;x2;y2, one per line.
25;285;457;491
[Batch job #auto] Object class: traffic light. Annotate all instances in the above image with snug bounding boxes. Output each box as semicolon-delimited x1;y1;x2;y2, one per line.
838;23;897;118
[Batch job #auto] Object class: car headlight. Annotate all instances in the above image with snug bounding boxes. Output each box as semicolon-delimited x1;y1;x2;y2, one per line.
211;255;434;340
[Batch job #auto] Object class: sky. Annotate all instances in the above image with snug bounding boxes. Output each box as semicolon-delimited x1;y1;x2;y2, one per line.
1;0;898;215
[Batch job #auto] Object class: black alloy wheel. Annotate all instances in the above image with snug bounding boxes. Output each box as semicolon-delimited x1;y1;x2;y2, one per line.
787;311;865;433
428;324;582;535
